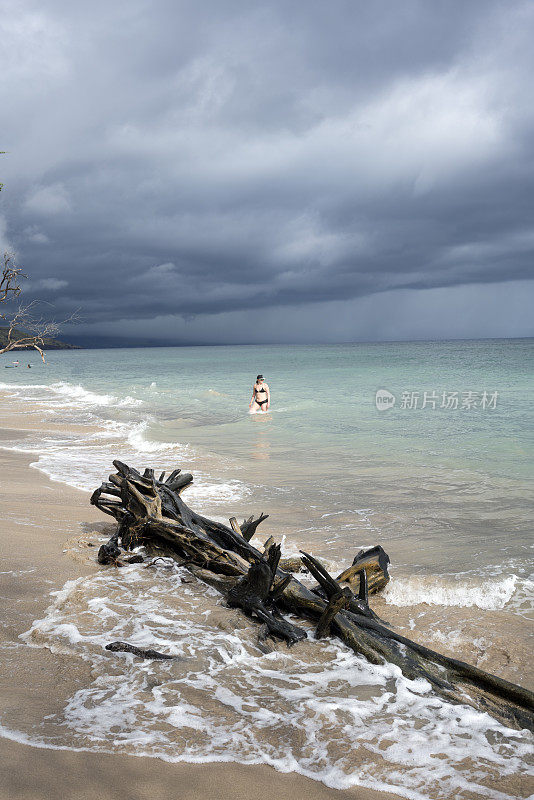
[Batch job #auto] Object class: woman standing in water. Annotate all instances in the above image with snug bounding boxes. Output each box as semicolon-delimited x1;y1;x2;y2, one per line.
249;374;270;412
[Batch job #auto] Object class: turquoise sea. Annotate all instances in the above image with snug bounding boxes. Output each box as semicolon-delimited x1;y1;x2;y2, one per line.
1;339;533;799
2;339;532;571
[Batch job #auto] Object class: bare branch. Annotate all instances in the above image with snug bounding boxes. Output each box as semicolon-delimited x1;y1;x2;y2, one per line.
0;251;79;361
0;252;26;311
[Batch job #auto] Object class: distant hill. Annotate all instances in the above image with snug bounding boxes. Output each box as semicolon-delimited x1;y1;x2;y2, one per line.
0;327;81;351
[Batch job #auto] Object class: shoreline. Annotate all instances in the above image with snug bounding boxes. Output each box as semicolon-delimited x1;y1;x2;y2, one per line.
0;417;404;800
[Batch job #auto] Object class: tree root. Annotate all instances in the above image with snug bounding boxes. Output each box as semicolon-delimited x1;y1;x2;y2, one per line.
90;460;534;732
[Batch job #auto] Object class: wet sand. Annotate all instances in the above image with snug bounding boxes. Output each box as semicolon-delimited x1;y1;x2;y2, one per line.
0;421;403;800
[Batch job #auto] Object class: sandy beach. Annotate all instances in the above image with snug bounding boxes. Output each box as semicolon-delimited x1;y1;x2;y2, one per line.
0;415;404;800
0;363;532;800
3;0;534;793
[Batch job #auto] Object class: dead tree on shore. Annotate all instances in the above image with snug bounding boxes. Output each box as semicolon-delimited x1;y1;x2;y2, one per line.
91;460;534;733
0;252;74;360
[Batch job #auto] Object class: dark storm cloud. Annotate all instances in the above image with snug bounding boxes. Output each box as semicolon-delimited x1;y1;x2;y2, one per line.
1;0;534;341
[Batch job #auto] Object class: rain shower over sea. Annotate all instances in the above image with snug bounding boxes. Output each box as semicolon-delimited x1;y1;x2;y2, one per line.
1;339;533;799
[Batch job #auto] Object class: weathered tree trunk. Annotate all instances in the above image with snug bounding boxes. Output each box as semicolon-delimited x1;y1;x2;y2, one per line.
91;460;534;732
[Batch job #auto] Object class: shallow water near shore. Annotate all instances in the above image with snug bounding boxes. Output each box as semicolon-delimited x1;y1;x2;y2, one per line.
1;340;533;798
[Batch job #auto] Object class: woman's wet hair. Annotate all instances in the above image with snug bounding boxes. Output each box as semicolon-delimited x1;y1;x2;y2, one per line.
256;374;264;380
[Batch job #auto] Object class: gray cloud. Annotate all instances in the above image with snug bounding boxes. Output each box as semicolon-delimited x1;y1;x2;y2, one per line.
1;0;533;343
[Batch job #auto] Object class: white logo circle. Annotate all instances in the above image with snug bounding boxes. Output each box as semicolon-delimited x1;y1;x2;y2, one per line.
375;389;396;410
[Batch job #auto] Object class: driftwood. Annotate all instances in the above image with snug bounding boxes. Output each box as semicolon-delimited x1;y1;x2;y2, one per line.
91;461;534;732
105;641;177;660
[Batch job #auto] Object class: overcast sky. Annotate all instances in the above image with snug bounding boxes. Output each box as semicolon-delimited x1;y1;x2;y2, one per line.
1;0;533;344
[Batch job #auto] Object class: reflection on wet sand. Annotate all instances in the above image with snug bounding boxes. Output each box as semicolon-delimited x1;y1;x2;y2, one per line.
252;433;270;461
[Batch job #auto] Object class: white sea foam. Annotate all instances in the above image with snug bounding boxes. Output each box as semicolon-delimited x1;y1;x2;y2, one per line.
383;574;519;611
185;481;251;505
48;381;117;406
0;379;251;507
0;381;50;390
504;576;534;618
0;380;140;408
14;563;533;800
125;422;186;454
2;365;533;797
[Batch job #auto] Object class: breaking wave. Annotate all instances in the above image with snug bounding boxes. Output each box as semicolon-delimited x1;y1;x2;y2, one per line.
0;379;251;506
383;574;519;611
18;560;534;800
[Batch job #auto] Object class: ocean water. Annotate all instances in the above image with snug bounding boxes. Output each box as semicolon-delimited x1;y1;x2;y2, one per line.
1;340;533;799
